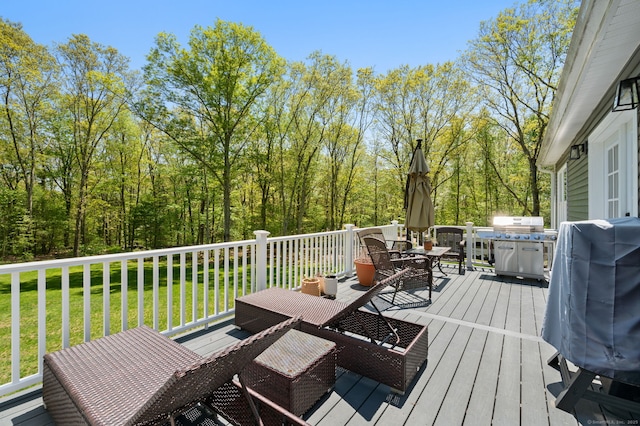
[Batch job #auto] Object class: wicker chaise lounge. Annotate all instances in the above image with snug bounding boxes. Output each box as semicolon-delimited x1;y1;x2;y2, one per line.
43;317;308;426
235;270;428;394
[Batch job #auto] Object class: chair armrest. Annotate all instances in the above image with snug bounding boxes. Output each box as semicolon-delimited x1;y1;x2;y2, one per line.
398;256;428;269
388;249;402;259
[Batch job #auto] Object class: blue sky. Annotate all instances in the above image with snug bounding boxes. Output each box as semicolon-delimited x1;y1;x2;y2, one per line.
3;0;518;73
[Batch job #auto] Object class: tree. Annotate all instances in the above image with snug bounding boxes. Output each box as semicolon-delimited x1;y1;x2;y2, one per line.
331;68;375;230
0;19;58;253
373;62;474;225
56;34;133;256
273;53;353;233
141;19;285;241
463;0;578;216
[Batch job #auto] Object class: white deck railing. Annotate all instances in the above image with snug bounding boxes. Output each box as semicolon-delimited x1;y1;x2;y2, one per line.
0;221;554;397
0;222;403;396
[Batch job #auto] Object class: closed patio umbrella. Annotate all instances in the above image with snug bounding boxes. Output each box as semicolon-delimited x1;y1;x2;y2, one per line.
404;139;434;236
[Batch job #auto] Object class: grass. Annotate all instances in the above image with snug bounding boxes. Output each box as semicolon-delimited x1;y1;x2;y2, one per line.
0;257;253;387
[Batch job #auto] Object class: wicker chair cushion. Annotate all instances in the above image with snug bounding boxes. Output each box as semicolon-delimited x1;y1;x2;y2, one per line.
44;326;201;425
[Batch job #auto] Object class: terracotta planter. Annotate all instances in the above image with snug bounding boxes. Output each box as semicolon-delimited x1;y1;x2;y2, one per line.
424;241;433;250
301;277;321;296
354;259;375;286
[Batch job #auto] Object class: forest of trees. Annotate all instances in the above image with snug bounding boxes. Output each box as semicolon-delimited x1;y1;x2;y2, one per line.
0;0;578;260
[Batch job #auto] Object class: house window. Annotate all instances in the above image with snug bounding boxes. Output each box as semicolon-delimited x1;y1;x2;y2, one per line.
607;144;620;218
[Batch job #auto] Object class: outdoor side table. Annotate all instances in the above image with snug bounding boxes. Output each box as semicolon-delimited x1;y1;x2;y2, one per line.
241;329;336;417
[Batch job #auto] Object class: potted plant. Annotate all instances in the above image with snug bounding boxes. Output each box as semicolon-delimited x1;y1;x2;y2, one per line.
301;276;321;296
423;237;437;250
354;250;376;286
323;272;338;297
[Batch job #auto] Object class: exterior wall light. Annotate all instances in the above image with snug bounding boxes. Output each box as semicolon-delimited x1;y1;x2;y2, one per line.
612;76;639;111
570;141;587;160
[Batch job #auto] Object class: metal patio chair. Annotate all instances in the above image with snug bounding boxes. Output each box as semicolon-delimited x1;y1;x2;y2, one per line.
357;227;412;259
434;226;466;274
362;235;432;302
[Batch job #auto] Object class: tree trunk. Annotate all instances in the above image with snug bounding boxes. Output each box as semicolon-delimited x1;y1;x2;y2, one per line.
73;174;88;257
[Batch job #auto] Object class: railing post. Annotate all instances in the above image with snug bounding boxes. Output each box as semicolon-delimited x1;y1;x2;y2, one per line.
466;222;474;271
254;230;270;291
391;220;400;239
344;224;355;277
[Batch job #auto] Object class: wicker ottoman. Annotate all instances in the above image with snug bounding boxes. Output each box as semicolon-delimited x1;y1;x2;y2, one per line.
241;329;336;417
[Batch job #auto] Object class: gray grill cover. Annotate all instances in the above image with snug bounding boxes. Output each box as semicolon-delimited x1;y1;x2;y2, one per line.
542;217;640;385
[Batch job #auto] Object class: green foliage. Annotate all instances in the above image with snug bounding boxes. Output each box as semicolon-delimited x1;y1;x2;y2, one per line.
0;2;579;258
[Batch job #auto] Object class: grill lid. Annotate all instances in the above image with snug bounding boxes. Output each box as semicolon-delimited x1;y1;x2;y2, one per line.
492;216;544;233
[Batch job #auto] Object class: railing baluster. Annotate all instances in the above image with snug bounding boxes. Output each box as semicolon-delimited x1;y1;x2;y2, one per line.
37;270;46;375
214;248;220;315
11;272;20;384
103;262;110;336
62;266;70;348
83;264;91;342
137;258;144;327
242;244;248;295
166;255;173;331
121;260;128;331
203;250;209;319
192;250;198;323
233;246;239;302
153;256;159;330
179;252;186;327
288;239;293;289
251;244;256;293
273;241;279;288
224;247;229;311
294;238;299;288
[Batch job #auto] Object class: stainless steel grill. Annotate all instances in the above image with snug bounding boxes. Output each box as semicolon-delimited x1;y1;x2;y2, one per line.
477;216;556;280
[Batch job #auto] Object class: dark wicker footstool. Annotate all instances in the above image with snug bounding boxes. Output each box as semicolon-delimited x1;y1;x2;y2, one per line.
241;329;336;417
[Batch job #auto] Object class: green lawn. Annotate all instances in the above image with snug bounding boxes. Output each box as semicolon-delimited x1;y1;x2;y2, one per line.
0;258;253;386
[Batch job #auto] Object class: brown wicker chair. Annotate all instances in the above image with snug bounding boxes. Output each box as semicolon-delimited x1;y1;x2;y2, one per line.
235;270;429;394
434;226;466;274
42;317;308;426
356;227;412;259
362;236;432;302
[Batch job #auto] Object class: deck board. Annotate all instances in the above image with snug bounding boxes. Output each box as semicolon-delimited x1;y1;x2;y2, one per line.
492;334;521;424
2;265;638;425
464;331;503;425
410;324;472;425
521;339;551;426
429;326;483;426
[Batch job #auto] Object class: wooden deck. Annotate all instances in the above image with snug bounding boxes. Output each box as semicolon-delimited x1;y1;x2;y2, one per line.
2;265;638;425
